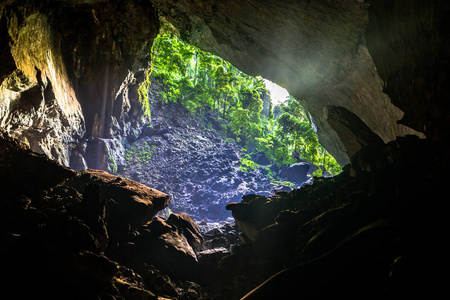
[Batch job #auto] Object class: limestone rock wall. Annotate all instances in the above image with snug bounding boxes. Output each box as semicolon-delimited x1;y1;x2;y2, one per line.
0;0;159;168
0;8;85;165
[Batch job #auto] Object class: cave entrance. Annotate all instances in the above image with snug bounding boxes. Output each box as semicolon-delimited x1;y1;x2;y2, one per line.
113;33;341;223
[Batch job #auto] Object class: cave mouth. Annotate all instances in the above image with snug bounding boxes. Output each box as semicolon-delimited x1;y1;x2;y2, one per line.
111;33;342;223
2;1;447;299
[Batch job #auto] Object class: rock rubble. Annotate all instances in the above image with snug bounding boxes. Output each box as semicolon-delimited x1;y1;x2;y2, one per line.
119;101;298;221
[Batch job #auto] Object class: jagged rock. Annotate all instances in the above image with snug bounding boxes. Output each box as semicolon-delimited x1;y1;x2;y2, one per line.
115;281;157;300
200;223;242;254
150;231;199;280
205;136;447;300
1;0;450;299
138;265;180;298
0;0;159;169
0;9;85;165
114;266;158;300
203;228;224;240
203;237;228;250
145;216;173;236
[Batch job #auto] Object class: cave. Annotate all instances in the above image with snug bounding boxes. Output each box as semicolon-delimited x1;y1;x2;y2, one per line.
1;1;448;299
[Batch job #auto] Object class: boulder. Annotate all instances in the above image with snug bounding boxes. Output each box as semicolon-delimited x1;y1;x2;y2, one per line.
167;213;204;252
146;216;173;236
67;169;170;243
0;135;195;299
70;251;119;286
69;169;170;225
279;163;310;185
132;218;199;281
151;231;199;279
203;236;229;250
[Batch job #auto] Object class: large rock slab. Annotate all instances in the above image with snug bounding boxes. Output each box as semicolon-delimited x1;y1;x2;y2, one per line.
68;169;170;230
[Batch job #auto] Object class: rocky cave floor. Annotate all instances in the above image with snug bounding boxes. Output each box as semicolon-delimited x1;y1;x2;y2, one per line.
117;100;312;222
1;131;447;299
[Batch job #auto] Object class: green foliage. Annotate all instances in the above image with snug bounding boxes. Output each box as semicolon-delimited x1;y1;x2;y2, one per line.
149;33;341;176
108;155;118;174
312;169;323;177
138;71;152;120
274;97;342;175
125;141;155;166
239;155;259;172
151;33;266;119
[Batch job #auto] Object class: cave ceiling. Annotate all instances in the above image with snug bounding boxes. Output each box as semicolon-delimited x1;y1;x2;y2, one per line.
1;0;448;166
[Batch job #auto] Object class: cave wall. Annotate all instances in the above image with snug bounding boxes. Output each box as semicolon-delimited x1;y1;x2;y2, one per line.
0;0;159;168
1;0;447;168
366;0;450;142
0;5;85;165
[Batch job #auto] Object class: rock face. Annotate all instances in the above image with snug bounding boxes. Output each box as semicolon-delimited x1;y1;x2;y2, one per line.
1;8;85;165
67;168;170;245
2;128;447;299
1;0;159;168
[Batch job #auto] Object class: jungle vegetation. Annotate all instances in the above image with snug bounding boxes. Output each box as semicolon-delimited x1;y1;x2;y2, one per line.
140;33;341;176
